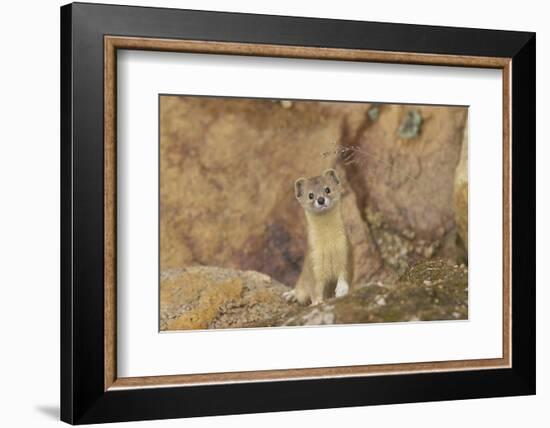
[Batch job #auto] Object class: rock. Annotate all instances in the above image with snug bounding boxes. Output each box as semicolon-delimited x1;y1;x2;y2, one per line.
337;104;468;271
454;126;468;251
251;260;468;327
160;96;384;286
160;97;468;287
160;266;297;331
336;163;385;285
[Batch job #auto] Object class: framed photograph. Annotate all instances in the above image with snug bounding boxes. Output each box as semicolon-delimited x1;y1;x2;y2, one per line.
60;2;535;424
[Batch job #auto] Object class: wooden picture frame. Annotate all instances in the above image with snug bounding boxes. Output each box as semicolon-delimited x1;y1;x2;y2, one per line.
61;2;535;424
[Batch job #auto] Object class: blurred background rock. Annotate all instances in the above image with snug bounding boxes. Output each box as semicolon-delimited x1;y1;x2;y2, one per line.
159;95;468;330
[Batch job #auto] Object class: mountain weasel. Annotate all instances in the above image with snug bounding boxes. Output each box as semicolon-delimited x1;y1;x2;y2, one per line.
284;169;353;305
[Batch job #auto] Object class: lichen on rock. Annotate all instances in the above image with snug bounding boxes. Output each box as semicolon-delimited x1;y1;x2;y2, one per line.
160;266;297;331
255;259;468;327
397;110;423;139
161;261;468;331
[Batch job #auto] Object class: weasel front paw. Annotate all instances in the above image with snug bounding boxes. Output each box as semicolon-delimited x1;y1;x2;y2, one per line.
283;290;297;302
335;279;350;297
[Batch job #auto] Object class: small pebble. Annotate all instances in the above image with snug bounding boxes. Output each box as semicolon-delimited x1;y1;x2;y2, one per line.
323;312;335;324
280;100;293;109
375;296;387;306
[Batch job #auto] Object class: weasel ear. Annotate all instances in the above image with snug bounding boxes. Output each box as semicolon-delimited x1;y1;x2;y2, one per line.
295;178;306;199
323;168;340;185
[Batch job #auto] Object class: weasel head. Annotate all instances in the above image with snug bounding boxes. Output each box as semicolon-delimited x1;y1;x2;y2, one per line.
294;169;342;215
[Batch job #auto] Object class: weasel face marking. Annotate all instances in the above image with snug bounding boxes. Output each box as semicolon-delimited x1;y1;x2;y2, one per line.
295;169;342;215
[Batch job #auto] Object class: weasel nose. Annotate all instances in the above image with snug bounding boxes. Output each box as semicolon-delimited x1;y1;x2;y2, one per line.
317;196;325;205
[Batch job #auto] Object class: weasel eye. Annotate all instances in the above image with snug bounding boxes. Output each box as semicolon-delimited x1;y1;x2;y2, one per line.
325;187;331;194
308;193;314;200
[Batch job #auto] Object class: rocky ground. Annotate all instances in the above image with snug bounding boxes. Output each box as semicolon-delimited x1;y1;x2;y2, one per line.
160;260;468;331
160;266;295;331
